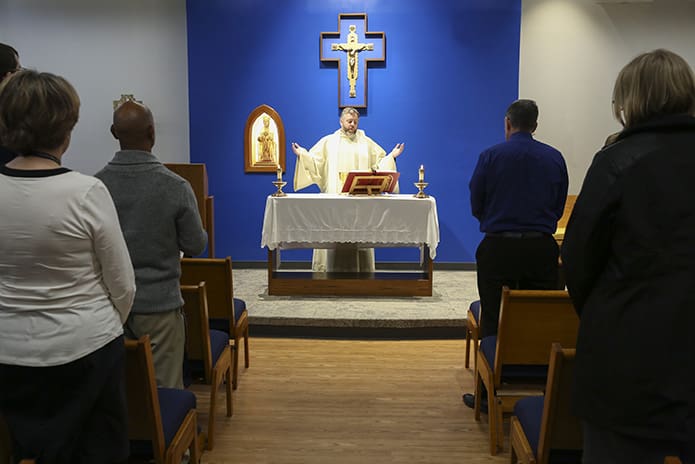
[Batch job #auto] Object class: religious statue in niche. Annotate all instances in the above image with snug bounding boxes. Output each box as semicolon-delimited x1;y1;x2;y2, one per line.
332;24;374;98
244;104;286;173
257;115;277;163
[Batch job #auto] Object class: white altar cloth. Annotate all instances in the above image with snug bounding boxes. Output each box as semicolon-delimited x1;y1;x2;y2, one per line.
261;194;440;259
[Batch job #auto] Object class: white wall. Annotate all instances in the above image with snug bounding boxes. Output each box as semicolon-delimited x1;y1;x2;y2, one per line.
0;0;189;175
520;0;695;193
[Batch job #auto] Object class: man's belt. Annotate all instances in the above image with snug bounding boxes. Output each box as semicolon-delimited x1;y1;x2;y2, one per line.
485;231;548;239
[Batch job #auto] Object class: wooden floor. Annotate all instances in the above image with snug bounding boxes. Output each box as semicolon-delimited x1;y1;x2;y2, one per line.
189;337;508;463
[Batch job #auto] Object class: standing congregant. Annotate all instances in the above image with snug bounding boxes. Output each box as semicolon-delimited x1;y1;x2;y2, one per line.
291;106;404;272
562;49;695;464
463;99;568;409
0;70;136;463
96;100;207;389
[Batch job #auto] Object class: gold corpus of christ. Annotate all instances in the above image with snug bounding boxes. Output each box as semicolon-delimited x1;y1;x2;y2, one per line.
331;24;373;98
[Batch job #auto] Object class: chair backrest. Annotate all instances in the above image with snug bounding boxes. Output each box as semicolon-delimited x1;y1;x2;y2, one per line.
181;257;236;332
124;335;166;464
164;163;208;227
557;195;577;230
537;343;581;464
493;287;579;386
181;282;214;383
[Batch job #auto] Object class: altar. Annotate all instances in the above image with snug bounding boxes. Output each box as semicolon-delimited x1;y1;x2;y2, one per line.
261;193;440;296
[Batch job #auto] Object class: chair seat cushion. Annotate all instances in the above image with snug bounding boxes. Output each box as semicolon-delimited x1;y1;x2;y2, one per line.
209;329;229;364
469;300;481;323
130;387;196;457
514;396;544;458
233;297;247;322
208;298;247;334
514;396;583;464
480;336;548;380
186;330;230;380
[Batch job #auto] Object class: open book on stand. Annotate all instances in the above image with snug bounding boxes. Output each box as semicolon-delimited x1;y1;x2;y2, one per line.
340;170;400;195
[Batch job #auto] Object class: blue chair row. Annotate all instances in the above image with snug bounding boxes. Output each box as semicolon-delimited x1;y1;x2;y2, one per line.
126;335;200;464
510;343;582;464
473;287;579;455
181;282;233;451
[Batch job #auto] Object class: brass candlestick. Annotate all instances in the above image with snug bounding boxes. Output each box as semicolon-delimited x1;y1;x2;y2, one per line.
414;181;429;198
272;180;287;197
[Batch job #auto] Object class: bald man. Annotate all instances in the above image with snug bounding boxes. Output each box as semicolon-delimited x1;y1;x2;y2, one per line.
96;100;207;389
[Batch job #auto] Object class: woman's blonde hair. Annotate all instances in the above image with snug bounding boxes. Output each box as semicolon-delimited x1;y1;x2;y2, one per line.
0;70;80;154
613;49;695;128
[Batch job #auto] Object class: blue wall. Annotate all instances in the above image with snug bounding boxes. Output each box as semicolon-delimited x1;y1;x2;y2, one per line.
187;0;521;263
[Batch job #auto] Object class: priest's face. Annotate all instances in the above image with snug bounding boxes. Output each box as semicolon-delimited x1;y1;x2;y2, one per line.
340;113;359;136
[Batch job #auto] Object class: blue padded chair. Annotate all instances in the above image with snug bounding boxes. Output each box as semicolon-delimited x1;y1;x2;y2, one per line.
474;287;579;455
510;344;581;464
465;300;481;369
125;335;200;464
181;282;233;451
181;257;250;390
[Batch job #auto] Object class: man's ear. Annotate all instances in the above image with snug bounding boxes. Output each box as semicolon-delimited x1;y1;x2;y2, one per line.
110;124;118;140
531;122;538;133
147;125;155;144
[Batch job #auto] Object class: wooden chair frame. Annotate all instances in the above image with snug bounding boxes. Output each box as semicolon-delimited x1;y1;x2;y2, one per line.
510;344;581;464
125;336;199;464
474;287;579;455
181;257;250;389
465;300;480;369
181;282;233;451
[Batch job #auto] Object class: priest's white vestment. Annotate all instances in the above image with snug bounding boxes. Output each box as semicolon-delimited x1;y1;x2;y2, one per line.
293;128;399;272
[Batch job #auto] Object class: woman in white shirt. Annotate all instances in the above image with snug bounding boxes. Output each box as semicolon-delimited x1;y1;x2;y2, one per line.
0;70;136;463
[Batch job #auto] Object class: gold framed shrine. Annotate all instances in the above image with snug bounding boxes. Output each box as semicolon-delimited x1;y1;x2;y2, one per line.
244;104;286;173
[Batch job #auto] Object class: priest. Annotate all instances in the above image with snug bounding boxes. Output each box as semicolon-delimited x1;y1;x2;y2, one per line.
291;106;405;272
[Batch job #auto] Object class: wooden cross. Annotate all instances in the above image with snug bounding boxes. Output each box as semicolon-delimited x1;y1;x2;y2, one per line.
320;13;385;109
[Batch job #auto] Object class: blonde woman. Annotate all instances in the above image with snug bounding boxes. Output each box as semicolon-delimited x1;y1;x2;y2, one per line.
563;49;695;463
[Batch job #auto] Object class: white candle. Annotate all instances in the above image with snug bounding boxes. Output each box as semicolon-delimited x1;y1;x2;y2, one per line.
419;164;424;182
277;166;282;181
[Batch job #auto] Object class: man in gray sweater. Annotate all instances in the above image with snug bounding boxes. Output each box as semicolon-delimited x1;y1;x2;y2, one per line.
96;100;207;388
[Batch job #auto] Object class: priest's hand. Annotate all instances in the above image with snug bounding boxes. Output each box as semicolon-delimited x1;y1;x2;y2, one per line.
389;143;405;159
291;142;306;156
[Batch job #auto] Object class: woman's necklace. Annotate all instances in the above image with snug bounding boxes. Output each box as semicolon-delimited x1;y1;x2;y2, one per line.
25;151;61;165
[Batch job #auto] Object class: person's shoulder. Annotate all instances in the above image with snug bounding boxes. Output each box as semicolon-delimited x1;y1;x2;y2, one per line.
66;170;101;186
61;171;112;199
479;140;508;158
93;165;108;179
530;138;564;159
323;130;342;141
151;165;197;193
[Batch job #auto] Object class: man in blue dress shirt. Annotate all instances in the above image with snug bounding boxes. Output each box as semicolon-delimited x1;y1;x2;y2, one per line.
470;99;568;338
463;99;568;409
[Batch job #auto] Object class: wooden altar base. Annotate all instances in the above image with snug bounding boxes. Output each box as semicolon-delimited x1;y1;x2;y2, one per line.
267;250;434;297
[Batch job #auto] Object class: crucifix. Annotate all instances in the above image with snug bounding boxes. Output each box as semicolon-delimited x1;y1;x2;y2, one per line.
320;13;385;109
112;94;142;110
331;25;374;98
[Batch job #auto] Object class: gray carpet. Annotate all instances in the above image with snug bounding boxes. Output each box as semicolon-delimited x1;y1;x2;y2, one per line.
233;269;479;330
